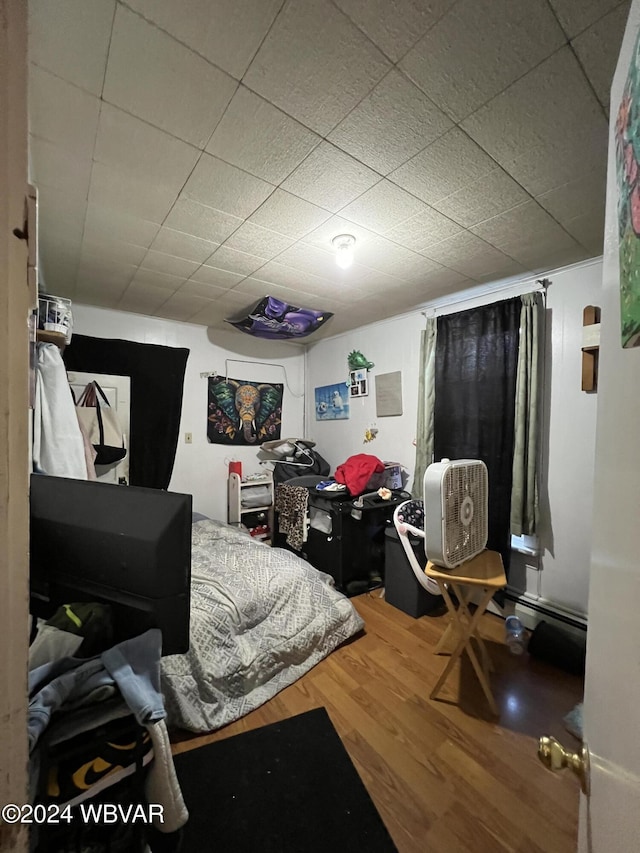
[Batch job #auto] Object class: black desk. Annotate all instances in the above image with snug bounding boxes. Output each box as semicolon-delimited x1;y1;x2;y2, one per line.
275;487;410;594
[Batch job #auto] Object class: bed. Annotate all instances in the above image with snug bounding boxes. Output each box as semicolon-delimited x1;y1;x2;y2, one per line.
160;519;364;732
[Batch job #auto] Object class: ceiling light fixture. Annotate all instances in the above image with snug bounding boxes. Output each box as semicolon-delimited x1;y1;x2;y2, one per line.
331;234;356;270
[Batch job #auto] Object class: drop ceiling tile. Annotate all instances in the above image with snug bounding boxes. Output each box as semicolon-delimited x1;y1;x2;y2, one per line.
75;278;128;309
207;246;266;277
83;205;161;248
247;262;329;294
328;69;453;175
182;154;275;219
150;228;219;263
154;292;212;321
103;6;237;148
223;222;296;259
400;0;565;121
571;3;630;110
77;255;137;289
188;301;232;327
340;180;428;233
125;0;283;80
39;256;79;299
389;127;498;205
233;278;323;307
179;279;229;299
37;186;87;238
243;0;391;135
88;162;177;223
333;0;457;62
118;282;174;313
547;0;623;38
28;0;115;95
385;206;462;251
275;242;364;285
422;231;525;280
248;189;332;239
302;216;377;252
189;265;244;289
434;168;531;228
390;252;443;283
206;87;321;184
130;267;186;291
560;206;606;254
29;67;100;157
281;143;380;212
461;48;608;196
141;250;200;279
81;239;148;267
536;165;607;224
30;137;92;199
352;233;425;275
94;104;200;192
471;201;581;267
164;198;243;244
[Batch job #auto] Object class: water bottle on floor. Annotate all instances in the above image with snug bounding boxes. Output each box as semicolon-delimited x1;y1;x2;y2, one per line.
505;615;525;655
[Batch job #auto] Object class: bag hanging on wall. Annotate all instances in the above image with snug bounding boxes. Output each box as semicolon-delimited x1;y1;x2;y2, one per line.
76;381;127;466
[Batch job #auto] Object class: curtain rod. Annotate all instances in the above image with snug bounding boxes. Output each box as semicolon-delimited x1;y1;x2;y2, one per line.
421;278;550;318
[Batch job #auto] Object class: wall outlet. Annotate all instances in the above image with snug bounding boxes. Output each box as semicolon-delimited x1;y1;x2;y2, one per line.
185;432;192;444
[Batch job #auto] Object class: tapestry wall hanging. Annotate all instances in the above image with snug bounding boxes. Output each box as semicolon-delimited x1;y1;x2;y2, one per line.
226;295;333;339
615;28;640;348
208;376;283;445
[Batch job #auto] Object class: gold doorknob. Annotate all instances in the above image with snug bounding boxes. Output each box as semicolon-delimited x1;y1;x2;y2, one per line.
538;736;589;794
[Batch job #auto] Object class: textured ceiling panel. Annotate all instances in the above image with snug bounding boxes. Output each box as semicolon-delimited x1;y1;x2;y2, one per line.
328;69;453;174
243;0;391;135
206;87;321;184
124;0;284;80
571;2;631;110
461;48;609;196
333;0;457;62
281;142;379;212
340;179;427;233
29;67;100;158
247;189;331;239
548;0;624;39
29;0;626;335
182;155;275;219
401;0;566;121
28;0;115;95
103;6;237;149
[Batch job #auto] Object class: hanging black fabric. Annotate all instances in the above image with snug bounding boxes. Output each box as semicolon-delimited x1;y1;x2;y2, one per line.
63;335;189;490
433;298;520;573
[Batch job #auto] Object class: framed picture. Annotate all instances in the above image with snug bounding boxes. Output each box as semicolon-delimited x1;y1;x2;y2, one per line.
615;27;640;348
315;382;350;420
349;369;368;397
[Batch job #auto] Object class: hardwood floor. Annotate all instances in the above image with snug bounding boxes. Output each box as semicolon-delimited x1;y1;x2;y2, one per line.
172;593;584;853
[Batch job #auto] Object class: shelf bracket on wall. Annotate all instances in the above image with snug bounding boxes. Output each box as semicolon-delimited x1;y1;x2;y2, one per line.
581;305;601;393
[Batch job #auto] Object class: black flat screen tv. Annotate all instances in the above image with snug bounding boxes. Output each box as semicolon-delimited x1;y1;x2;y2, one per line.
29;474;192;656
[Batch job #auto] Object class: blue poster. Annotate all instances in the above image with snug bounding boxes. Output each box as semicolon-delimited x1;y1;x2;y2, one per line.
315;382;350;420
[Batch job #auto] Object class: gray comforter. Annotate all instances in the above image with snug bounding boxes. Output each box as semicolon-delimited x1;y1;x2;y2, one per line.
161;520;364;732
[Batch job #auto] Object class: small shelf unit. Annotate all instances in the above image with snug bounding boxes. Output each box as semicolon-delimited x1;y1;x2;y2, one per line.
227;472;275;545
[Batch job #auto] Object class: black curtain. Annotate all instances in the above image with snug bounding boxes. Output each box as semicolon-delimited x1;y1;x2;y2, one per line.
63;335;189;490
434;298;520;571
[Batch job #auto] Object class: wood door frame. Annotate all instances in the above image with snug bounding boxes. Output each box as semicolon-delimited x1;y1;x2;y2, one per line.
0;0;31;849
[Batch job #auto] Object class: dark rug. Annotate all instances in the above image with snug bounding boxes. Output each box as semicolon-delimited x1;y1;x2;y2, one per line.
164;707;397;852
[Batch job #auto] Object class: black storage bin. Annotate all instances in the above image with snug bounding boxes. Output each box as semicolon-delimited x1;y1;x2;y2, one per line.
384;527;442;617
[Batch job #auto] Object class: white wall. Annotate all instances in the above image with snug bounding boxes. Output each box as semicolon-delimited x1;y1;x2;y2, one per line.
71;305;306;520
305;258;603;618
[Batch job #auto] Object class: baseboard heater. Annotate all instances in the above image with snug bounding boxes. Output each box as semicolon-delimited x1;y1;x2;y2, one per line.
503;589;587;633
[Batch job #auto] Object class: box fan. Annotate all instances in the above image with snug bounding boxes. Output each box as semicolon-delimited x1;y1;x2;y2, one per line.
424;459;488;569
